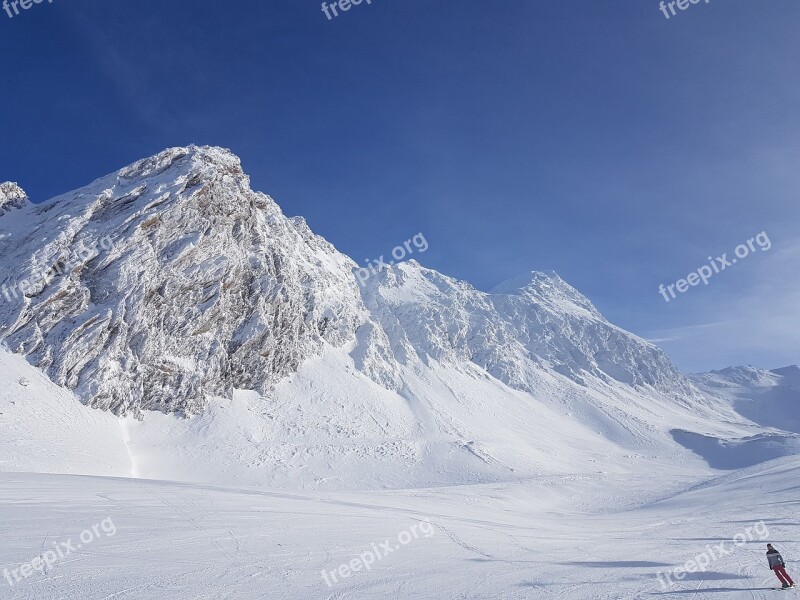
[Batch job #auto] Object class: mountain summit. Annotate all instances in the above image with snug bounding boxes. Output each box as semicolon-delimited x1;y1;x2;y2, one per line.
0;181;28;216
0;146;364;414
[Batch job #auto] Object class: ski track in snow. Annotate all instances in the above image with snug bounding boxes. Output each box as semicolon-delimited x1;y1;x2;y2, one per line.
1;460;799;599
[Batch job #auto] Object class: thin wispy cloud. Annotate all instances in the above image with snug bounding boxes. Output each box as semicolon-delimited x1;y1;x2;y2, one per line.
648;241;800;371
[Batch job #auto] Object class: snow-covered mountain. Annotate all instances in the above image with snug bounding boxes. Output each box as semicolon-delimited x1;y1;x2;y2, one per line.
0;147;365;414
0;145;797;490
0;145;692;414
362;264;695;395
690;365;800;435
667;366;800;470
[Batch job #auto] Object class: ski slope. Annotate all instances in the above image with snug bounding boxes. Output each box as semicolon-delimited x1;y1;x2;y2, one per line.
1;459;798;599
2;347;800;598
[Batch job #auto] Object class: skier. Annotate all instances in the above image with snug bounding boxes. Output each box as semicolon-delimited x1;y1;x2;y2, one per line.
767;544;795;589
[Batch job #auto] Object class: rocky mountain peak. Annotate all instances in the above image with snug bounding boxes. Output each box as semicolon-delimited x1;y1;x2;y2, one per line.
0;181;28;216
491;270;602;320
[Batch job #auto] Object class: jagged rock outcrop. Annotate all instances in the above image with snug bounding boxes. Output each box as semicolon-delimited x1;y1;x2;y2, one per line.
0;182;28;216
0;147;366;414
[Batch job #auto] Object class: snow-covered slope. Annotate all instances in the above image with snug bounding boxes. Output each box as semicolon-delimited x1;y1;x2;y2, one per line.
2;457;798;599
0;343;718;491
666;366;800;470
690;365;800;435
0;349;130;477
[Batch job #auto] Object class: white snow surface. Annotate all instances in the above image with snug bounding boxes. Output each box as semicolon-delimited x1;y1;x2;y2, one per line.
2;344;799;599
1;459;799;599
0;146;799;598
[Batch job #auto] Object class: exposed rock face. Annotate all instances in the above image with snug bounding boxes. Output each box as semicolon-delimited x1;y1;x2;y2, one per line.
0;146;696;415
0;182;28;216
0;147;365;414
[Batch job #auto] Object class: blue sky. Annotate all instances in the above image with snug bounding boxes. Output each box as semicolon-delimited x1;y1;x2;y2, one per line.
0;0;798;372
